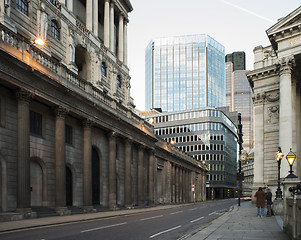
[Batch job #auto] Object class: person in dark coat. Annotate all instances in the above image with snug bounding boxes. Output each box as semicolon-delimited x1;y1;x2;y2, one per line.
265;188;273;217
254;187;265;217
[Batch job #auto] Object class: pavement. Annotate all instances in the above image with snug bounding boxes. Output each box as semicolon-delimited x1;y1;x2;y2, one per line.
186;200;290;240
0;200;290;240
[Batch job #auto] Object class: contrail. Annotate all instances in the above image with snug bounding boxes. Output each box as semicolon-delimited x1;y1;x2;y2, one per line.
220;0;275;23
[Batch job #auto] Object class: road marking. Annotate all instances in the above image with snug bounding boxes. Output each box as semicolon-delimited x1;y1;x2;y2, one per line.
81;222;127;233
170;210;183;215
188;208;197;211
140;215;163;221
190;216;204;223
209;211;216;215
150;225;181;238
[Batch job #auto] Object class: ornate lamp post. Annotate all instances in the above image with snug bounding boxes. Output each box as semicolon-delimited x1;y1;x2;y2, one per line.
286;148;297;178
275;147;284;199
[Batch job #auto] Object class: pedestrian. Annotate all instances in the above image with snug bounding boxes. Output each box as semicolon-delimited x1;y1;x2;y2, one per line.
265;188;273;217
254;187;265;218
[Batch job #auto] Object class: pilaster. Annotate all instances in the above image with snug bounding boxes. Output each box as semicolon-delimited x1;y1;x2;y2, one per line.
82;119;94;212
54;106;69;214
109;2;115;52
148;149;155;205
118;14;124;62
124;138;132;207
108;131;117;210
15;89;34;216
137;145;144;205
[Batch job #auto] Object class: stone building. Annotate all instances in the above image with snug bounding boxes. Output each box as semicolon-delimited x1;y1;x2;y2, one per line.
0;0;205;219
247;6;301;197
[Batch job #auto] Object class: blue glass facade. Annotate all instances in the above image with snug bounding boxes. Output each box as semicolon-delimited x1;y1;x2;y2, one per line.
145;35;225;112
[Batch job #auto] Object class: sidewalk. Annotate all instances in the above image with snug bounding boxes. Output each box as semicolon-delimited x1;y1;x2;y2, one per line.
186;200;290;240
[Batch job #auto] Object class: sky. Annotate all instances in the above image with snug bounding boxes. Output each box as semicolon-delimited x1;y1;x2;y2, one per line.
127;0;301;111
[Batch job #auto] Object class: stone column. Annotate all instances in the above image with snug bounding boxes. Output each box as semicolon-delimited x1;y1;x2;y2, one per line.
252;93;265;200
179;167;183;202
93;0;98;36
82;120;94;212
123;20;128;65
172;164;175;203
279;57;296;178
118;14;124;62
109;132;117;210
148;150;155;205
55;106;69;215
109;2;115;52
86;0;93;32
137;146;144;205
67;0;73;12
104;0;110;48
183;169;186;202
16;89;34;215
176;166;179;203
124;138;132;207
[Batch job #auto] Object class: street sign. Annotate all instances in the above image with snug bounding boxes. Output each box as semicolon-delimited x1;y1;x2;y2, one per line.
192;184;195;191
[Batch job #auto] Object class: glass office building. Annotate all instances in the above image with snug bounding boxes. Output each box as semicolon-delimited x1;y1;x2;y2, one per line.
145;35;225;112
146;108;238;199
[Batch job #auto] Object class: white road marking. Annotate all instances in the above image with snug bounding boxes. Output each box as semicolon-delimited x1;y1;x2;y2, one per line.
190;216;204;223
188;208;197;211
170;210;183;215
140;215;163;221
149;225;182;238
81;222;127;233
209;211;216;215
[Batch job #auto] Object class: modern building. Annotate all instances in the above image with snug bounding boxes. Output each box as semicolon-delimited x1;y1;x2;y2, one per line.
225;53;253;153
225;51;246;71
247;6;301;199
146;107;238;200
145;34;225;112
0;0;206;220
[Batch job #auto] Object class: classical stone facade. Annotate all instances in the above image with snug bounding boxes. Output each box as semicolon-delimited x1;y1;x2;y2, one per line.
247;6;301;197
0;0;205;219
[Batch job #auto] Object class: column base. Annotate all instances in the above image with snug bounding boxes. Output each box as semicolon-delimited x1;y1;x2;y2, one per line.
16;208;37;219
55;207;71;216
83;206;96;213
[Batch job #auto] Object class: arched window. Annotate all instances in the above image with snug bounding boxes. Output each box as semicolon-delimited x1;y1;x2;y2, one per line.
117;75;121;88
50;20;60;40
16;0;28;15
101;62;106;77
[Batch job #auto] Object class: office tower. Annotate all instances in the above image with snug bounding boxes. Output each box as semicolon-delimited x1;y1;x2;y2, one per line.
146;107;238;199
225;51;246;71
225;53;253;153
145;34;225;112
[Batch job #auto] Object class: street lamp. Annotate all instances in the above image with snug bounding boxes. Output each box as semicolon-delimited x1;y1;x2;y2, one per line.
286;148;297;178
275;147;284;199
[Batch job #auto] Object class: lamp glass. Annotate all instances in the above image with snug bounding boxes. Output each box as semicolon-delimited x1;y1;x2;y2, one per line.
275;151;284;162
34;38;45;46
286;150;296;166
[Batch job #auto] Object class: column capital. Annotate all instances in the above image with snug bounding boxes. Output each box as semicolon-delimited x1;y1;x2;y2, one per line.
54;106;69;119
252;92;266;105
15;89;34;103
82;119;94;128
278;56;295;75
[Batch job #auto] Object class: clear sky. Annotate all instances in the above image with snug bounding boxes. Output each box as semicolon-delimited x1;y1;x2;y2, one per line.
127;0;300;111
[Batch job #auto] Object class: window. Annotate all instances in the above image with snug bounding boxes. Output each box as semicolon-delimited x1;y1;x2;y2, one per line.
101;62;106;77
16;0;28;15
117;75;121;88
65;125;72;145
30;111;42;136
51;20;60;40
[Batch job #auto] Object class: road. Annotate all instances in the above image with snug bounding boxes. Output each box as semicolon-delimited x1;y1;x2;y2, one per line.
0;199;236;240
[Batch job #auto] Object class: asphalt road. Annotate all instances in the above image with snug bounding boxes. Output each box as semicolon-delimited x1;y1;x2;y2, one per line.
0;199;236;240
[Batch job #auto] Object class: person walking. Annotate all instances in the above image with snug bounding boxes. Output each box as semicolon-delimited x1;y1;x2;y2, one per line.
254;187;265;217
265;188;273;217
